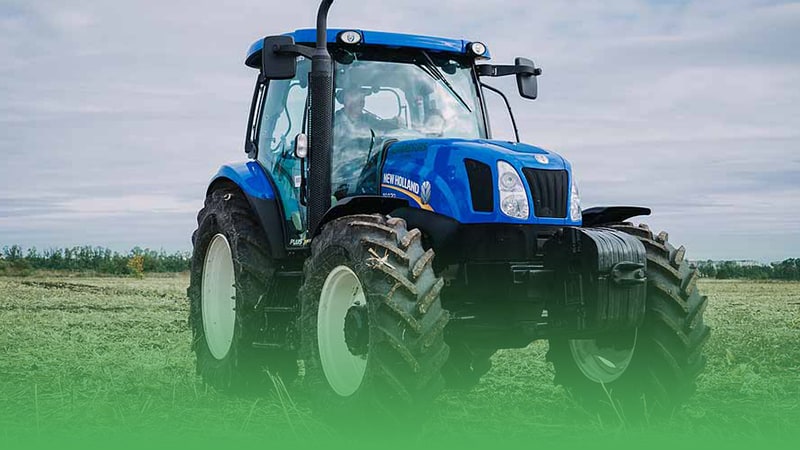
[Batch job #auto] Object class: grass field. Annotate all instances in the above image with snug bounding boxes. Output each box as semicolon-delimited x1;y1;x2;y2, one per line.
1;275;798;446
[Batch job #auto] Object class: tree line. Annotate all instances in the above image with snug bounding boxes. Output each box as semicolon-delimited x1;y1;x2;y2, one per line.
0;245;191;276
695;259;800;280
2;244;799;280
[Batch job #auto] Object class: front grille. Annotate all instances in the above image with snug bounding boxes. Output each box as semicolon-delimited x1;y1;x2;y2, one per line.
522;168;568;218
464;159;494;212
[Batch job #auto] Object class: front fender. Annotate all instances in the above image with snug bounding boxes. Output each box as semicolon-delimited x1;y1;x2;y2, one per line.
581;206;651;227
313;196;410;237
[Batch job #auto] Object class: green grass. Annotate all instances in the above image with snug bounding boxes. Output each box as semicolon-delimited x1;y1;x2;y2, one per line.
1;276;798;446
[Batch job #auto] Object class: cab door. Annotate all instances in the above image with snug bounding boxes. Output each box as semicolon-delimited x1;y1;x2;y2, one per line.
256;58;311;246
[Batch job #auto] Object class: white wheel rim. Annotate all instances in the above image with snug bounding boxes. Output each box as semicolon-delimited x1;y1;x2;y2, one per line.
569;328;638;383
318;265;368;397
201;234;237;360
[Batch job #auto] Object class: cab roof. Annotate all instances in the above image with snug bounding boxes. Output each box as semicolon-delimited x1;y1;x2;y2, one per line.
245;28;489;68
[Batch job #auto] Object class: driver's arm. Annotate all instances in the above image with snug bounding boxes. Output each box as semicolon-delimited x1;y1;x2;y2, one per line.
363;111;401;132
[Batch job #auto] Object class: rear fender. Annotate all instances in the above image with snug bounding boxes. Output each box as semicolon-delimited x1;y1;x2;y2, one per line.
208;161;275;199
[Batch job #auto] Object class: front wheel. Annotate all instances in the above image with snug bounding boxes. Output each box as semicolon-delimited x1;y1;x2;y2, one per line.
299;214;450;418
547;223;710;418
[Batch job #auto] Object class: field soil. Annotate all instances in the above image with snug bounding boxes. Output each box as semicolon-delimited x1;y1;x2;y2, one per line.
1;275;798;444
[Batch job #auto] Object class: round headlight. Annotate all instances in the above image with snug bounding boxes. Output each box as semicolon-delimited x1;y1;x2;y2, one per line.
501;194;529;219
500;172;518;191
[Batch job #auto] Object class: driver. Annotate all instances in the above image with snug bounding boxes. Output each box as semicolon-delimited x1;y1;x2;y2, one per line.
331;85;399;198
334;86;397;141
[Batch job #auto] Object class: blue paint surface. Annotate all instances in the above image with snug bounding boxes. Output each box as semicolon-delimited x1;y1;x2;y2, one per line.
380;139;581;226
246;28;489;67
210;161;275;200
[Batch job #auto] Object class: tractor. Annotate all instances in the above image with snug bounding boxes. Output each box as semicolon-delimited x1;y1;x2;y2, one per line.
188;0;709;418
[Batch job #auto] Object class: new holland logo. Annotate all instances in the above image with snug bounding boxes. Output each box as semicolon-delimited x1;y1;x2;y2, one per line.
535;154;549;165
420;181;432;205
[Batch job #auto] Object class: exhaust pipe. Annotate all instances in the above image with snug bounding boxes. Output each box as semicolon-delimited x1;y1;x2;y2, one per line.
307;0;335;234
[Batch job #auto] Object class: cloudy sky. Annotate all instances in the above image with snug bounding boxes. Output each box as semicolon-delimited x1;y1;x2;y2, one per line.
0;0;798;262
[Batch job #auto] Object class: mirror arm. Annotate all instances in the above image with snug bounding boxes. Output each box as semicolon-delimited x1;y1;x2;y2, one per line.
477;64;542;78
481;83;520;143
273;44;315;59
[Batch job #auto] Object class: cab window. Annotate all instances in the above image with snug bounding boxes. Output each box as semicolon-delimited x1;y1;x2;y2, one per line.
257;58;311;243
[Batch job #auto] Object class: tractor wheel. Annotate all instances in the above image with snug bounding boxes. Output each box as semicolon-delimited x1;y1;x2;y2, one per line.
188;186;296;391
442;343;496;389
299;214;450;419
547;223;710;418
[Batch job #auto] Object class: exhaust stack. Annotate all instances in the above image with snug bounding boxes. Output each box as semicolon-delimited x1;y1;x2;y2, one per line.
307;0;335;234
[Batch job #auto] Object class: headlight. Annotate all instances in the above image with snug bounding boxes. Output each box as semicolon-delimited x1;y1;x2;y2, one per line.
497;161;529;219
570;179;582;222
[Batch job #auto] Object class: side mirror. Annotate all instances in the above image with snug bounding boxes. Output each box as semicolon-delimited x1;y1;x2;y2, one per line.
262;35;297;80
515;57;539;100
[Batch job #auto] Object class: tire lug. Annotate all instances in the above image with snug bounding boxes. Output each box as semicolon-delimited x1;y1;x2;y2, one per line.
672;246;686;266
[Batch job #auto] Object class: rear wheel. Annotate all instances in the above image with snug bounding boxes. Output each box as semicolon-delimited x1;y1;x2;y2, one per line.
548;223;710;418
188;186;296;391
299;214;450;418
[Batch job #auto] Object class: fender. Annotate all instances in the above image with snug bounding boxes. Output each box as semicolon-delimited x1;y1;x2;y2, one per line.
313;196;409;237
208;161;288;260
581;206;651;228
208;161;275;199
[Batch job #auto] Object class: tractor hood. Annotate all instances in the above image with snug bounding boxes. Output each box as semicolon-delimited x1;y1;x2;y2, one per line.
380;138;579;226
459;139;567;169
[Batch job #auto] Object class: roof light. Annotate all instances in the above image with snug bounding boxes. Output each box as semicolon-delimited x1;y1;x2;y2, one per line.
338;30;362;45
469;42;487;57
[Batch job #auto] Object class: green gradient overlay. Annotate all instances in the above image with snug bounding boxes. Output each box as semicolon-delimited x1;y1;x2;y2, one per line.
1;276;798;448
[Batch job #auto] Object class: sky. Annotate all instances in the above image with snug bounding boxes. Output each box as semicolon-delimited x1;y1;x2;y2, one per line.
0;0;798;262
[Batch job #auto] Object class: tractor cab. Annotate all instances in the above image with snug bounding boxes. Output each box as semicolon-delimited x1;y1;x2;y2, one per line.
245;29;542;245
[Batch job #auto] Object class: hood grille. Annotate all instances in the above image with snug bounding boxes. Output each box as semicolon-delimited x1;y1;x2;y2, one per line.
522;168;568;218
464;159;494;212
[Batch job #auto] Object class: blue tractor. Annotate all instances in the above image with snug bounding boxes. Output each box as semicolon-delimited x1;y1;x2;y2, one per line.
188;0;709;417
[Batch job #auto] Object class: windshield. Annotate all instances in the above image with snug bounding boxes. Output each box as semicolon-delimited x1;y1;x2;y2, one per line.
330;47;485;198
